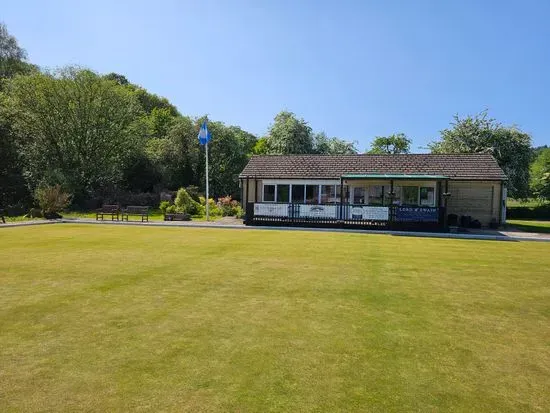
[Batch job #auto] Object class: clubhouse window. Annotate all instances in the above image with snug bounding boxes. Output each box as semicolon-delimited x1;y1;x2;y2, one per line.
305;185;319;204
368;185;384;206
277;184;290;203
263;184;275;202
292;185;305;203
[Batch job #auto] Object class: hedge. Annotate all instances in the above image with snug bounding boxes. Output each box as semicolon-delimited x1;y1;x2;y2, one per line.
507;205;550;220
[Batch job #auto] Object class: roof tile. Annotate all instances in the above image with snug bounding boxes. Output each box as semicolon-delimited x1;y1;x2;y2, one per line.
239;154;507;180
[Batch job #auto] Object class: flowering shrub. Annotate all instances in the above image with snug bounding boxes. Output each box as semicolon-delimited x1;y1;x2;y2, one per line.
217;195;240;216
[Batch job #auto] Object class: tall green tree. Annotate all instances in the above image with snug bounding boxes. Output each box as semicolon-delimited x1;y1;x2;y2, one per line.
0;94;29;207
0;22;36;208
145;116;201;189
265;111;313;154
201;120;256;197
0;22;36;81
429;111;532;199
368;133;411;154
530;148;550;201
6;67;143;202
314;132;358;154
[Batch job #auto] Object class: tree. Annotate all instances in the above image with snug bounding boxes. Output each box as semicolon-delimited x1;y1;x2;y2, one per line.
0;23;35;207
102;73;180;116
6;67;143;203
145;116;201;189
128;84;180;116
203;120;255;198
368;133;411;154
429;111;532;199
103;72;129;85
0;22;36;81
265;111;313;154
0;93;29;207
313;132;358;154
146;107;175;139
252;137;268;155
532;145;549;161
530;148;550;201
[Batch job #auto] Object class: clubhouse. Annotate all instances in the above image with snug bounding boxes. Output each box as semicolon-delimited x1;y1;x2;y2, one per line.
238;153;507;231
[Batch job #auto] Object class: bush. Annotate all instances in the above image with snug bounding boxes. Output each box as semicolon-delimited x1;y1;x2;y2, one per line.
184;185;201;203
174;188;201;215
208;198;222;216
34;184;72;214
196;204;206;217
165;205;177;214
507;205;550;220
235;205;245;219
197;196;221;216
159;200;171;214
217;195;240;216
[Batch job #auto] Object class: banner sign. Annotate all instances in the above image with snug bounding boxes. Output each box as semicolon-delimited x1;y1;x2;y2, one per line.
299;205;338;219
395;207;439;222
349;206;389;221
254;203;288;217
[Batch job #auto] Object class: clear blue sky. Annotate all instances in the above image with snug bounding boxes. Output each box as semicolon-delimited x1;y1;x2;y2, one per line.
3;0;549;151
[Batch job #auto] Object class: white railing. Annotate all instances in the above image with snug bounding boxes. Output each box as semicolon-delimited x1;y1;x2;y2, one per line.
253;203;389;221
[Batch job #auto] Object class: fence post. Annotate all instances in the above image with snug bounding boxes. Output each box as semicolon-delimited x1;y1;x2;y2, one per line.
245;202;254;225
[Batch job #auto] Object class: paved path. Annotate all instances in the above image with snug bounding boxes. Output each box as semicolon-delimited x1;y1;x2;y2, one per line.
2;217;550;242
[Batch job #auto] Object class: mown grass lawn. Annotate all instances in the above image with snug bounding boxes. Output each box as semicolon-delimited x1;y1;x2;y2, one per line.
0;225;548;412
508;219;550;234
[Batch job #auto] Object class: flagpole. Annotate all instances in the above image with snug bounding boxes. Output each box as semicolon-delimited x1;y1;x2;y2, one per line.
205;140;209;221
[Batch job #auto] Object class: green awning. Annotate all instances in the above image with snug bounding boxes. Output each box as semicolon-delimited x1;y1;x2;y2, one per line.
341;174;449;179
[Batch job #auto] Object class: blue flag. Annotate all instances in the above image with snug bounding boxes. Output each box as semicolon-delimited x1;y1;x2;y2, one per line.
198;120;211;145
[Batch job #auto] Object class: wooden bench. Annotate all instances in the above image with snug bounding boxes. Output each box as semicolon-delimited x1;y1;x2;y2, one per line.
164;213;190;221
96;205;120;221
122;206;149;222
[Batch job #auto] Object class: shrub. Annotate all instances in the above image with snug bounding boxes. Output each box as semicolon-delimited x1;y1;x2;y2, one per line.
217;195;240;216
507;205;550;220
34;184;72;214
174;188;201;215
235;205;245;219
159;200;171;214
197;196;221;216
208;198;222;216
196;204;206;217
165;205;177;214
184;185;201;202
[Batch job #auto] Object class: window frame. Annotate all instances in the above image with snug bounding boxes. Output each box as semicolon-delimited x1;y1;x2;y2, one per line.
262;184;276;202
276;184;290;203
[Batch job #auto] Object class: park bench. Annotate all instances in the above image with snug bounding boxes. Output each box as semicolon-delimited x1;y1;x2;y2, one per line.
164;212;190;221
122;206;149;222
96;205;120;221
0;209;5;224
